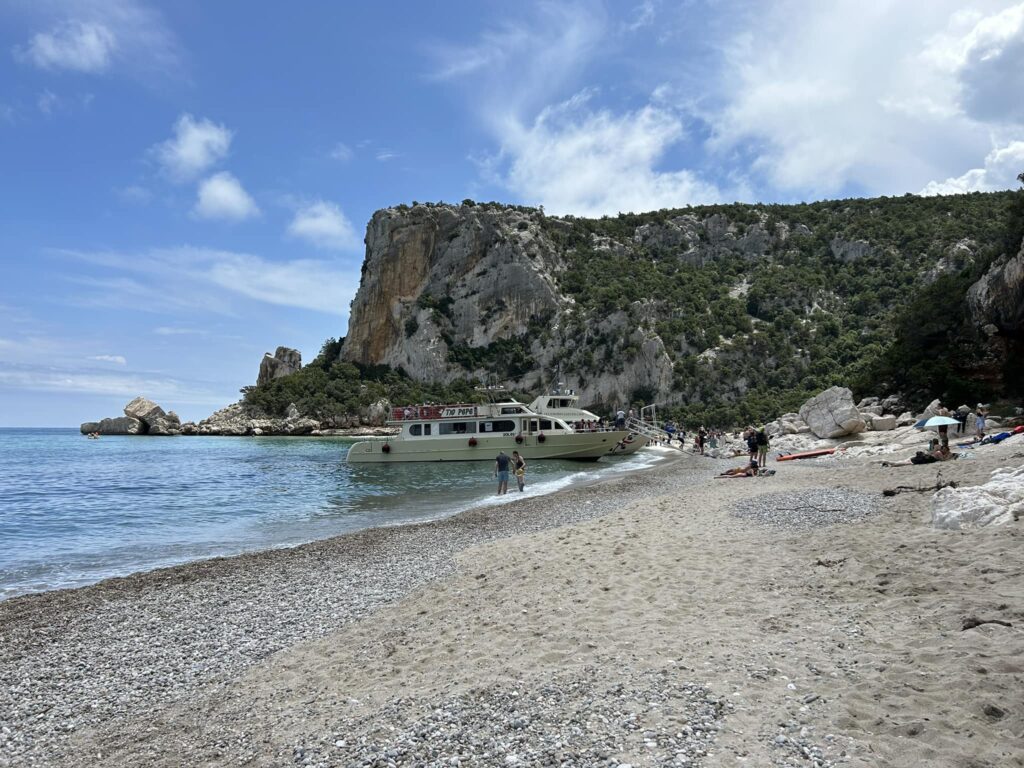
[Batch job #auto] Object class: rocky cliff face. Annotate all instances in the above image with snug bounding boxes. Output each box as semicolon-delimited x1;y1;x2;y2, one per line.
340;196;1024;414
342;203;684;406
257;347;302;386
343;205;568;382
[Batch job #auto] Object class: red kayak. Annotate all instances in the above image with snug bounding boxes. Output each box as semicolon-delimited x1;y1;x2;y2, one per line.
776;448;836;462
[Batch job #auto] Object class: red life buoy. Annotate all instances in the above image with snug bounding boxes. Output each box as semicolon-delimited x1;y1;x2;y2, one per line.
382;443;391;453
468;437;478;447
537;433;546;443
515;434;523;443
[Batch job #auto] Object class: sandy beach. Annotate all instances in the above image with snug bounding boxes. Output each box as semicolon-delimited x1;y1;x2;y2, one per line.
2;443;1023;768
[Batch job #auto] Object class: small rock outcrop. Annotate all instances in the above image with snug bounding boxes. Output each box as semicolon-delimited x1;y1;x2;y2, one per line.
798;387;867;439
81;397;178;435
124;396;166;424
257;347;302;386
81;416;144;435
967;243;1024;336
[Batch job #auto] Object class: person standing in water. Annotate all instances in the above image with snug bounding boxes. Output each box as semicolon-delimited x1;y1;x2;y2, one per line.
494;450;511;495
511;450;527;492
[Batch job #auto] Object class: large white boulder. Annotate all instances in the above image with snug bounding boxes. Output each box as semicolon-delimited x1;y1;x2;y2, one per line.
931;466;1024;529
871;415;897;431
124;396;166;424
798;386;867;439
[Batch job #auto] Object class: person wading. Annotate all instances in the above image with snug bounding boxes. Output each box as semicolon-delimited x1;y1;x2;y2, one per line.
511;450;527;492
494;450;511;495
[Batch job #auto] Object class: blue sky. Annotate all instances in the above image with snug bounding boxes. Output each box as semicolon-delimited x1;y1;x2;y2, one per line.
2;0;1024;426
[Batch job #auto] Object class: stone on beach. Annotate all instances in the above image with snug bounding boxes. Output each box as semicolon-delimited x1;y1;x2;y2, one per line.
870;415;897;431
931;465;1024;529
798;387;867;439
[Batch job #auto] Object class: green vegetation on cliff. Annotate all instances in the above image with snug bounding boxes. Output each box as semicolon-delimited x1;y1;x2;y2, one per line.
244;190;1024;427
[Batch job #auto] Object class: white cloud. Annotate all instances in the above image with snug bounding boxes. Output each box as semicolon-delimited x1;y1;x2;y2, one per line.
88;354;127;365
193;172;259;221
287;201;359;251
624;1;655;32
707;1;1024;197
498;92;722;216
921;140;1024;195
0;361;225;405
431;2;723;214
11;1;181;81
153;114;233;181
426;2;606;118
118;184;152;204
15;20;116;73
330;142;353;161
56;246;359;316
375;150;398;161
37;89;59;115
153;326;207;336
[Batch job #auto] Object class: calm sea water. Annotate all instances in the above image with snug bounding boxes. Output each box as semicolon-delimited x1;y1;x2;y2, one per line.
0;429;664;599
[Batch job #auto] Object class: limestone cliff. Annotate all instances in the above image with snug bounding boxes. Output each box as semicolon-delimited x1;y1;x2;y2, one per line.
340;194;1024;415
343;204;567;382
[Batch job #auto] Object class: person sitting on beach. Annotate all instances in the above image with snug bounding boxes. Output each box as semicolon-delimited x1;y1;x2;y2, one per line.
717;460;759;478
882;445;955;467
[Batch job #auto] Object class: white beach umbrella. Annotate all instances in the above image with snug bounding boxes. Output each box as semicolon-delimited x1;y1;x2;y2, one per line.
919;415;959;429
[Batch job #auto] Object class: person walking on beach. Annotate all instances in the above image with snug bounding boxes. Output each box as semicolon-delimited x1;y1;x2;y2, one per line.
494;450;511;495
755;427;770;467
511;450;527;492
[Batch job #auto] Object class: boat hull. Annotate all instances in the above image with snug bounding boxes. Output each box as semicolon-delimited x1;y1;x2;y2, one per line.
607;433;649;454
346;431;630;463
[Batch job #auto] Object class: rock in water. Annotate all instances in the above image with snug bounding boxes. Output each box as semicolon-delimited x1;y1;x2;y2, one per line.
124;396;166;424
80;421;100;434
257;347;302;386
798;386;867;439
94;416;145;435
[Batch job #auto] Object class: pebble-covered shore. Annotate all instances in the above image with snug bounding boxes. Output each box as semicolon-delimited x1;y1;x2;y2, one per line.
0;453;696;768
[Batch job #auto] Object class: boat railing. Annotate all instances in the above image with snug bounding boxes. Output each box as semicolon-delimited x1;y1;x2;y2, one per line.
625;417;684;451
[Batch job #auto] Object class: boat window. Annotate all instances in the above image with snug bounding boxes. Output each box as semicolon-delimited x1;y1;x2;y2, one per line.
479;420;516;433
500;406;525;415
439;421;476;435
410;424;421;436
559;399;572;407
423;424;432;435
539;419;553;431
553;421;564;429
529;420;538;432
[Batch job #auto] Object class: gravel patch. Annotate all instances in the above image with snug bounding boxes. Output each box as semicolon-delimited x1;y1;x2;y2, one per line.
0;457;694;768
287;665;730;767
730;488;879;530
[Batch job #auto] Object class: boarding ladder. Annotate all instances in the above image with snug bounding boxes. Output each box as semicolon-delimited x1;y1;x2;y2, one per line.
625;403;685;451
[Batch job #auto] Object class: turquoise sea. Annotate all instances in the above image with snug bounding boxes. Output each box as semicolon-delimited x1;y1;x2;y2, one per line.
0;429;664;599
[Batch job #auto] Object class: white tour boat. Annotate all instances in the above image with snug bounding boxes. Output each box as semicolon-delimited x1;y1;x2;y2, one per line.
346;400;629;463
527;388;650;455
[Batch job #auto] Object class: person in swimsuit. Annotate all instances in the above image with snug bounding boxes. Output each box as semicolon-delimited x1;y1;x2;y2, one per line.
511;450;527;492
